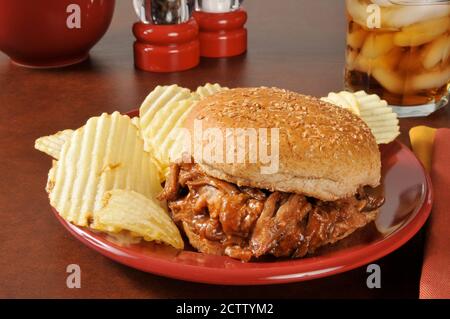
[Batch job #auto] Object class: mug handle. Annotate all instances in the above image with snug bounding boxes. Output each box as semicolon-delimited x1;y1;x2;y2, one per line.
133;0;150;23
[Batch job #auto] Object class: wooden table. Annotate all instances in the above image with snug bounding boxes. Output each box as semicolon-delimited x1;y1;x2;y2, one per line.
1;0;448;299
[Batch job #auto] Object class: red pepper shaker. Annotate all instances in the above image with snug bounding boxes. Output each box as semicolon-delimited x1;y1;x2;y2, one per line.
193;0;247;58
132;0;199;72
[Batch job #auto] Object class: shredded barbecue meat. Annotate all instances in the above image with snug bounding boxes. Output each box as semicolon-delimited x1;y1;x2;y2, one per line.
159;163;384;262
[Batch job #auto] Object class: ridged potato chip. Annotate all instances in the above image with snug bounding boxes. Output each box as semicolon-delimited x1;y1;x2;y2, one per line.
35;129;74;160
140;96;196;178
46;160;57;194
92;189;184;250
140;83;229;178
322;90;400;144
152;99;195;162
48;112;162;227
193;83;228;99
353;91;400;144
131;116;140;129
321;92;360;115
166;126;192;163
105;232;142;246
140;85;191;152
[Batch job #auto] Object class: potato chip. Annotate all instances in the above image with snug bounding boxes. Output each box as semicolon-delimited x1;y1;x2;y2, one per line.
92;189;184;250
35;129;74;160
321;92;360;115
166;126;192;163
321;93;347;108
131;116;140;129
139;83;228;178
353;91;400;144
153;99;195;161
139;85;192;152
141;98;196;178
48;112;163;227
338;91;360;115
105;232;142;246
322;90;400;144
193;83;228;99
46;160;57;194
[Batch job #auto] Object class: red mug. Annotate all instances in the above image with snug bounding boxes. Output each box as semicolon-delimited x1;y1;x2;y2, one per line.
0;0;115;68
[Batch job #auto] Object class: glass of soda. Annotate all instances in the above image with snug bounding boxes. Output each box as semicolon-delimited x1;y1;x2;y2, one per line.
344;0;450;117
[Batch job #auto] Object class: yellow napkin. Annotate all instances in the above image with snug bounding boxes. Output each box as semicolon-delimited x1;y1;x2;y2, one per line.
410;126;450;298
409;126;436;172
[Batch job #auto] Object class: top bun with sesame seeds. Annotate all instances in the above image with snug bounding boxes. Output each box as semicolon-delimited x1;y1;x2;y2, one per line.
183;87;381;201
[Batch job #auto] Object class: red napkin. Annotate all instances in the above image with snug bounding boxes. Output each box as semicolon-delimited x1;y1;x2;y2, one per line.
420;128;450;299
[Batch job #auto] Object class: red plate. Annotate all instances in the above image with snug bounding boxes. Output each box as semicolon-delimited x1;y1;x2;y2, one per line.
53;110;433;285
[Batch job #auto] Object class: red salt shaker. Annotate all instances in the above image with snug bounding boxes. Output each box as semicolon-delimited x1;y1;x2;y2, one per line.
132;0;199;72
193;0;247;58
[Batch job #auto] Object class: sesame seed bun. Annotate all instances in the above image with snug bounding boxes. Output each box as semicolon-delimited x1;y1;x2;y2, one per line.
183;87;381;201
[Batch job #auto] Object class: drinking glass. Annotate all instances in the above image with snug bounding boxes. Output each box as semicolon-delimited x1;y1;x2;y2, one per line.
345;0;450;117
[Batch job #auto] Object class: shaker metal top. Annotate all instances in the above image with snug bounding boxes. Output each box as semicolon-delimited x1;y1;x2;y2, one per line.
134;0;194;25
195;0;243;13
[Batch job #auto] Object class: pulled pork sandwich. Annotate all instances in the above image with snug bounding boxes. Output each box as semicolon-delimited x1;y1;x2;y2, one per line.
159;87;384;262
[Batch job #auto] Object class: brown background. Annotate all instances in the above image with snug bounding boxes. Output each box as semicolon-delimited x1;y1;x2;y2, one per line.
1;0;448;298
